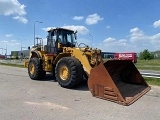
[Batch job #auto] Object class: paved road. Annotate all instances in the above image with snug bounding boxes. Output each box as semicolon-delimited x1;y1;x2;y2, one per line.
0;65;160;120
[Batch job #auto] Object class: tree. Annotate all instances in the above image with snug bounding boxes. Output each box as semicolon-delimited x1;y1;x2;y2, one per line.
139;52;143;60
143;49;150;60
148;53;154;60
152;50;160;59
139;49;154;60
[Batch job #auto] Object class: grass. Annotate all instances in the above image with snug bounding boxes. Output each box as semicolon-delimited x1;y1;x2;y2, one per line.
0;62;24;68
135;59;160;71
103;59;160;71
135;59;160;86
144;77;160;86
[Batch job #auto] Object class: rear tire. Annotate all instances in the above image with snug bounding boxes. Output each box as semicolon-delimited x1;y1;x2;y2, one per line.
28;58;46;80
55;57;83;88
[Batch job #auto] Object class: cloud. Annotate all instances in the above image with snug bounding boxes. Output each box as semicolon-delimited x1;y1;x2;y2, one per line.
85;13;103;25
42;25;89;35
103;37;129;48
119;39;127;43
42;27;56;32
0;0;28;24
62;25;89;35
106;25;111;29
0;39;23;55
1;40;20;45
103;37;116;43
153;20;160;28
13;16;28;24
129;27;146;42
0;40;21;52
5;34;13;38
101;37;131;52
0;39;20;51
128;27;160;51
99;27;160;52
1;40;8;43
73;16;84;21
150;33;160;40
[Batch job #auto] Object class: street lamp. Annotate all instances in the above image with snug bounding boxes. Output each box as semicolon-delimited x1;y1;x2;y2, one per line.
17;38;23;54
17;38;27;60
5;44;7;58
4;43;7;56
89;34;93;48
34;21;43;46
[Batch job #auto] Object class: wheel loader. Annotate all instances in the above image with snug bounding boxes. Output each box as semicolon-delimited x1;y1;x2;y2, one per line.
25;28;151;105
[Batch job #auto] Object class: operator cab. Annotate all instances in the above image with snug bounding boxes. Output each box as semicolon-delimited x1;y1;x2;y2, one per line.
45;28;77;54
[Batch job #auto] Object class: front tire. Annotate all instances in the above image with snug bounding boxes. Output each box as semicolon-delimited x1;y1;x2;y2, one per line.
28;58;46;80
55;57;83;88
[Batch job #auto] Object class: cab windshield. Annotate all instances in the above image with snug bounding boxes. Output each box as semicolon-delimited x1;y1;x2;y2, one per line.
58;30;76;47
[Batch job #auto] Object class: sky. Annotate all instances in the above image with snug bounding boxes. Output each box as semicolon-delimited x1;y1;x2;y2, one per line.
1;0;160;55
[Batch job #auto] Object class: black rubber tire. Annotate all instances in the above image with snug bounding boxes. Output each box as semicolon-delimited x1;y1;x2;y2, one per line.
52;64;56;79
40;70;46;79
55;57;84;88
28;58;46;80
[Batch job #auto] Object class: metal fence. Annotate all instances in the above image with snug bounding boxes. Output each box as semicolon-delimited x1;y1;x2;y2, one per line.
140;72;160;79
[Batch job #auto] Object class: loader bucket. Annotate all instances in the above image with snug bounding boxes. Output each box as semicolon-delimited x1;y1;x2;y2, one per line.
88;60;151;106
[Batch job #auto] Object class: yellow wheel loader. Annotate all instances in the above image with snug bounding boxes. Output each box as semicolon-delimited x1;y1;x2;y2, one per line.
25;28;151;105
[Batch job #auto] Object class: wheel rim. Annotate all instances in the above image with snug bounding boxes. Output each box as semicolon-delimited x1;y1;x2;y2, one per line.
59;65;69;80
29;63;35;75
